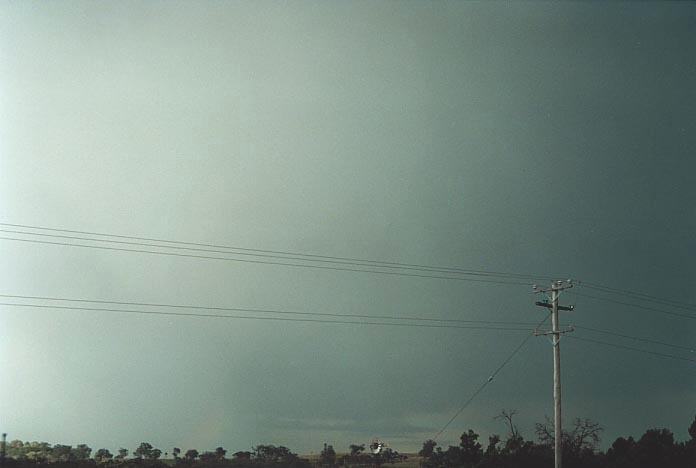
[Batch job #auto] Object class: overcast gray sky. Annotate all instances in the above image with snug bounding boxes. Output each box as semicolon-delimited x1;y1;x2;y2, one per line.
1;0;694;456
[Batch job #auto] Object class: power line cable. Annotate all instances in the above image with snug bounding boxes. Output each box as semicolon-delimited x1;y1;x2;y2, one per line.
0;228;546;281
6;293;684;353
578;281;696;312
567;291;696;321
431;313;551;441
0;302;536;332
0;222;553;281
0;293;539;327
571;325;694;353
0;236;531;286
566;335;696;363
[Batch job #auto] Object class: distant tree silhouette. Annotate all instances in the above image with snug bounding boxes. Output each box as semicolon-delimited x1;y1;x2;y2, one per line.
606;436;637;468
134;443;155;460
184;450;199;462
535;416;603;467
232;451;251;460
252;445;309;467
419;440;437;459
199;452;217;463
115;448;129;462
319;444;336;466
483;434;500;458
634;428;677;468
73;445;92;461
495;410;520;441
348;444;365;457
459;430;483;466
52;445;74;462
95;449;113;463
4;414;696;468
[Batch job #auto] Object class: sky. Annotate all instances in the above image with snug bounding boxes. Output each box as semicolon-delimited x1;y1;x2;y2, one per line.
1;0;695;456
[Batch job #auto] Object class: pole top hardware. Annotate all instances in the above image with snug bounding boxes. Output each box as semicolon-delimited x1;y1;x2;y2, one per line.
533;279;573;293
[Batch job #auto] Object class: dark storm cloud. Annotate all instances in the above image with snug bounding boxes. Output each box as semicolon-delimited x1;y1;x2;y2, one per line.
0;0;694;455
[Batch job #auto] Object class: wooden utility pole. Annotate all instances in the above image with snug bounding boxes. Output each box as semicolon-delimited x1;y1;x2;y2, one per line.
534;280;574;468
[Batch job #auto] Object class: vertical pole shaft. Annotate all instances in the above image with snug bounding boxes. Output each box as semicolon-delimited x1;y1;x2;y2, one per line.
551;286;562;468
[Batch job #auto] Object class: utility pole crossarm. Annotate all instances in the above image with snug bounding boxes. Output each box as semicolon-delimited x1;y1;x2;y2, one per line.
535;301;575;311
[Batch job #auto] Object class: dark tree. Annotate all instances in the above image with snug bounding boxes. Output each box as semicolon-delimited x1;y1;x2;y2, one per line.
232;451;251;460
319;444;336;466
484;434;500;458
184;449;199;462
634;428;676;468
459;429;483;466
252;445;309;467
115;448;129;462
95;449;113;463
73;444;93;461
52;445;74;462
495;410;520;440
134;443;154;460
348;444;365;457
536;417;603;453
419;440;437;459
199;452;217;463
606;436;637;468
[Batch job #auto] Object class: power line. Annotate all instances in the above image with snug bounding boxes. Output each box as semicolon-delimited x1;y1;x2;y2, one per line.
566;335;696;363
0;222;553;281
0;293;540;327
567;291;696;321
0;236;532;286
6;293;684;353
578;281;696;312
0;228;546;281
0;302;537;332
431;313;551;441
572;325;695;353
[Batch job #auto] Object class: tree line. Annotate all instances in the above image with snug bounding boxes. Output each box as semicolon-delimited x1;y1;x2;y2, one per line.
2;413;695;467
418;411;696;468
2;443;310;468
